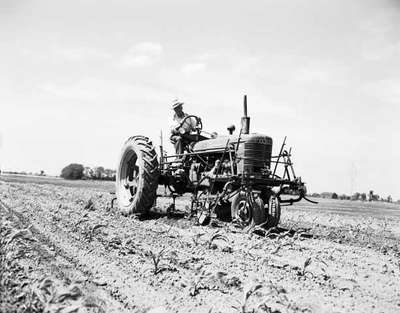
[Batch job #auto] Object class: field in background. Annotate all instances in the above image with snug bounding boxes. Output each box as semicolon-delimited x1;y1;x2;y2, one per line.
0;173;115;192
292;197;400;217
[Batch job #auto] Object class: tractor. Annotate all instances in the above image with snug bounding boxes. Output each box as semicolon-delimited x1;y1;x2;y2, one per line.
115;96;314;228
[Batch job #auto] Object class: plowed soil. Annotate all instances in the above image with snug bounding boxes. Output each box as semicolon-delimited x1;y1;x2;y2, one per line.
1;175;400;313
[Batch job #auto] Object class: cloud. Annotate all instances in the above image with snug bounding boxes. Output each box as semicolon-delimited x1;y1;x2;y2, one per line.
55;47;112;62
232;56;261;74
38;77;170;104
192;52;221;62
358;9;400;37
121;42;163;67
181;62;206;75
363;79;400;105
18;46;112;63
362;41;400;61
180;51;224;75
292;66;331;84
290;61;348;86
359;9;400;61
180;51;261;76
39;80;98;101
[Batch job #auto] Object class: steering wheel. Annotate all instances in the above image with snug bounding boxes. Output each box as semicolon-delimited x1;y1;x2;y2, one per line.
177;115;203;134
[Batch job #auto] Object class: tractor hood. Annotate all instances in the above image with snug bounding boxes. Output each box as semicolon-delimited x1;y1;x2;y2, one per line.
192;133;273;151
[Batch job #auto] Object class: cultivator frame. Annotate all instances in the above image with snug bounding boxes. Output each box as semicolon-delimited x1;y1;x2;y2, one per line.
184;135;316;224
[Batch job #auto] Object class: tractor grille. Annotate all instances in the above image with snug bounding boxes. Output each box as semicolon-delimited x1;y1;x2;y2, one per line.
235;135;273;177
244;142;272;165
243;142;272;172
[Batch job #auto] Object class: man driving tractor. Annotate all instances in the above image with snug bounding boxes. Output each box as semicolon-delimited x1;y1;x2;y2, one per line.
170;99;199;154
116;95;311;228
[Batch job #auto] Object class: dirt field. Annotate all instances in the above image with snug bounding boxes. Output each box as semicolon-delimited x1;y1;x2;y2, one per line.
1;175;400;313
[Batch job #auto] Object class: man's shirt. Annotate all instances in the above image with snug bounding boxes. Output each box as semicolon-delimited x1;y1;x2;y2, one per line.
170;112;197;134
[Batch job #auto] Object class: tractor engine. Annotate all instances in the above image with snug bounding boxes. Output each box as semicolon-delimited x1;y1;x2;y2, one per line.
191;134;273;177
236;135;273;179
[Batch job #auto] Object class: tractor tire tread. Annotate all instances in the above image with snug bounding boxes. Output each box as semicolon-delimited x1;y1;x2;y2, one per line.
116;136;159;215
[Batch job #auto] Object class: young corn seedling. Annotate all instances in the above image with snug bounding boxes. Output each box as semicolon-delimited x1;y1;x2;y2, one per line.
83;224;106;241
189;272;212;297
6;225;36;245
206;231;229;249
191;233;205;246
149;248;166;275
232;283;263;313
297;256;313;277
147;248;176;275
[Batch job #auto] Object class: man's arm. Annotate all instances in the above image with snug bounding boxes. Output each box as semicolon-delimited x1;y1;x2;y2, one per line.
170;125;180;136
180;114;198;133
170;115;181;135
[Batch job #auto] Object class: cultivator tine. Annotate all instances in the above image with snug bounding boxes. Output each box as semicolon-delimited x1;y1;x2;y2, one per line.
111;197;117;208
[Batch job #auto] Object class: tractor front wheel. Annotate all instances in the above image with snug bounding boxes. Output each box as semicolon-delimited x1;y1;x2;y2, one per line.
265;195;281;228
116;136;159;215
231;192;266;227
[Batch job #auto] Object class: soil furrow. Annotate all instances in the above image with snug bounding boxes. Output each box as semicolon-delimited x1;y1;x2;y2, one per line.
1;180;400;312
0;200;131;313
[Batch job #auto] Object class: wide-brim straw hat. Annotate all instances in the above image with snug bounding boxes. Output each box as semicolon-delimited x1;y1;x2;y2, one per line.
172;99;184;110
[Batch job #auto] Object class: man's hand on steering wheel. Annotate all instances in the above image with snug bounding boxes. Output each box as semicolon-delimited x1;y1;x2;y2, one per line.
177;115;202;135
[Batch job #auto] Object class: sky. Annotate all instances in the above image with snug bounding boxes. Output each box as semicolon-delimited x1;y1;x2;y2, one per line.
0;0;399;199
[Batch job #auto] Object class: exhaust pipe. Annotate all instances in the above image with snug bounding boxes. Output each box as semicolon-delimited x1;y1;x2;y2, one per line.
241;95;250;134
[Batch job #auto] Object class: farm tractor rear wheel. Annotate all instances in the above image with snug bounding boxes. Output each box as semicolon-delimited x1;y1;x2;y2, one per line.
116;136;159;215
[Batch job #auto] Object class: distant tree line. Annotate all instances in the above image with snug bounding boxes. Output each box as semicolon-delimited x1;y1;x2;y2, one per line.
1;170;46;176
83;166;116;180
309;190;395;203
60;164;116;181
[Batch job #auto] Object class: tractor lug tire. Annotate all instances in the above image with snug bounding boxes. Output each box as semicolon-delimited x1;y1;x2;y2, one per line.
116;136;159;215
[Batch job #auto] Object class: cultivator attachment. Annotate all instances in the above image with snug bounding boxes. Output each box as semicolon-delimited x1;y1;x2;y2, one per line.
270;137;317;205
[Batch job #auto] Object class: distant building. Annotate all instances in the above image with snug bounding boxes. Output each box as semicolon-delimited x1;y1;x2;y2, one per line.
320;192;333;199
368;190;379;201
83;167;94;178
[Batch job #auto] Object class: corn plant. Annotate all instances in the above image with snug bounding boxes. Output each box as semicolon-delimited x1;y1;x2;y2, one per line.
146;248;176;275
32;277;106;313
298;257;313;277
206;231;228;249
6;225;36;245
82;224;106;241
189;274;207;297
232;283;263;313
191;233;205;246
